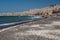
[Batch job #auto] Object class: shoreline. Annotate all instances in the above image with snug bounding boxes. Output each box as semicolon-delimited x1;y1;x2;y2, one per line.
0;16;60;29
0;17;47;29
0;16;60;40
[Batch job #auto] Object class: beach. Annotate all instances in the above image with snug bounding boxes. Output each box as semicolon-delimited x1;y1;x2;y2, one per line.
0;0;60;40
0;16;60;40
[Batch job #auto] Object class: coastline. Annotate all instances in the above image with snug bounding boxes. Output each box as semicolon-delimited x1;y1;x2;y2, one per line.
0;16;47;29
0;16;60;40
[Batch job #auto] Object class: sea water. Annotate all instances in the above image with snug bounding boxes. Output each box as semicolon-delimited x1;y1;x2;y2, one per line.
0;16;44;24
0;16;44;27
0;16;33;24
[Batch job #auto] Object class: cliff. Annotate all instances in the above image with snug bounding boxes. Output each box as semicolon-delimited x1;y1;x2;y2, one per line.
0;4;60;16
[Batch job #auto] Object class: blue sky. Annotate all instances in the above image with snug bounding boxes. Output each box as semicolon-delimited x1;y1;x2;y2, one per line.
0;0;60;12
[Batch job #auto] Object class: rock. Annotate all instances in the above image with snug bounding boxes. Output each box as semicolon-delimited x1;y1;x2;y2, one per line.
0;4;60;16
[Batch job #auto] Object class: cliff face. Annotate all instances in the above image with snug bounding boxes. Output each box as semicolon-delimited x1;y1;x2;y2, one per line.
0;4;60;16
22;4;60;16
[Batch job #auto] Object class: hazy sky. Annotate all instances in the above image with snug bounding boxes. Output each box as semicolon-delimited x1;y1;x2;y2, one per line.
0;0;60;12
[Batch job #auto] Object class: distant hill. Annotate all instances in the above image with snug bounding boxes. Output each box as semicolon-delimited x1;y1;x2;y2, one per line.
0;4;60;16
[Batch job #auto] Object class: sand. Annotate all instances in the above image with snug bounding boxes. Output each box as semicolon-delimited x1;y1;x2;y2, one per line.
0;16;60;40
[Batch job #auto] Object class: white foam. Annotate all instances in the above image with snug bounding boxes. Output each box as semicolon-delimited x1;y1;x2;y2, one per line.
0;22;16;26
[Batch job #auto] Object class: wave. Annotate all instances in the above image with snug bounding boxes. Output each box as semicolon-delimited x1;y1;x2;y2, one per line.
0;16;46;29
0;22;16;27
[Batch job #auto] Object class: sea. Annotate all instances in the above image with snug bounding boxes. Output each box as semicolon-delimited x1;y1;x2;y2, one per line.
0;16;33;24
0;16;44;27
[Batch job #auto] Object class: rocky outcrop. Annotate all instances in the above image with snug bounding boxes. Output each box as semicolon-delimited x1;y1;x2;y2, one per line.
0;4;60;16
22;4;60;16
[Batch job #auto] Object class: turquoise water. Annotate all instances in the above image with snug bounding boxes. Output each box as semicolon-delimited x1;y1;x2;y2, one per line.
0;16;45;27
0;16;45;24
0;16;33;24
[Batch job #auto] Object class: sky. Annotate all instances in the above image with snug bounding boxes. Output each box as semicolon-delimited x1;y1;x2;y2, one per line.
0;0;60;12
